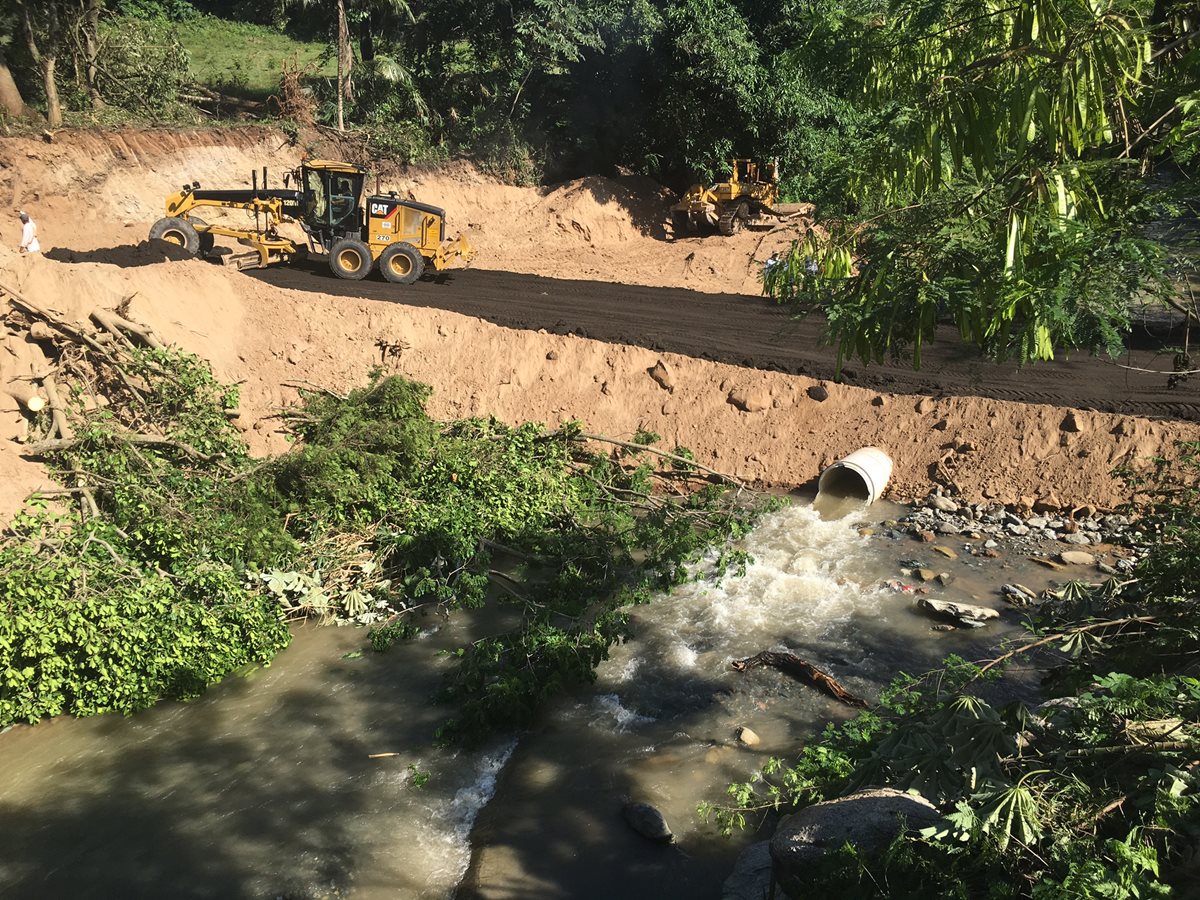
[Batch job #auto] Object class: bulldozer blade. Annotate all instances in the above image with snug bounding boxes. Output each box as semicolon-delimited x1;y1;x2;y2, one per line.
762;202;814;218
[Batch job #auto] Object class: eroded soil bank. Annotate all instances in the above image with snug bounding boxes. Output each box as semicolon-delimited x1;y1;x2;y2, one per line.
2;125;1198;518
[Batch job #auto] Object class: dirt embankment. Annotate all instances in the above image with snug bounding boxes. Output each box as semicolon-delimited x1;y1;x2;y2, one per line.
1;126;1198;522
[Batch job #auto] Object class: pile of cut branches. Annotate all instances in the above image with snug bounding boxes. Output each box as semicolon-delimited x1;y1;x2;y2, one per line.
0;284;777;740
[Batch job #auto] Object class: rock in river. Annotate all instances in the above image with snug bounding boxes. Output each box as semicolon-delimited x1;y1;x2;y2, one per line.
771;788;940;891
622;801;674;843
917;597;1000;628
1058;550;1096;567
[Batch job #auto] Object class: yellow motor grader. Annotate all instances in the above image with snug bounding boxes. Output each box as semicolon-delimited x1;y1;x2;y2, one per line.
671;158;787;236
149;159;474;283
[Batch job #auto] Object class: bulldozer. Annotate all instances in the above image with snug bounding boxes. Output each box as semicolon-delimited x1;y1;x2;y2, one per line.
149;159;474;283
671;158;785;236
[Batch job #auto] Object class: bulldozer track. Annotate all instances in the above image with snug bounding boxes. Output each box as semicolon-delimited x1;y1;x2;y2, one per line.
250;263;1200;422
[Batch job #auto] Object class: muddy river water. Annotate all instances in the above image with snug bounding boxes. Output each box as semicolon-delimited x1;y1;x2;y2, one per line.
0;499;1063;899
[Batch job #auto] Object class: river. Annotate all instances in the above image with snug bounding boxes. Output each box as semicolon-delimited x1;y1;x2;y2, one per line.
0;498;1054;899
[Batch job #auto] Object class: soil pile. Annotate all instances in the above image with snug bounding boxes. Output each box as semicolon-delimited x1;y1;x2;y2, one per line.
4;249;1197;524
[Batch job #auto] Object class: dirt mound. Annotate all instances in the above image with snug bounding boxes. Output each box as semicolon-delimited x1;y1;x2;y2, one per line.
1;126;804;296
4;251;1197;526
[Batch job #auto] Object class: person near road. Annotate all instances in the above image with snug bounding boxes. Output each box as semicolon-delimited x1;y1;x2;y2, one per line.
18;211;40;255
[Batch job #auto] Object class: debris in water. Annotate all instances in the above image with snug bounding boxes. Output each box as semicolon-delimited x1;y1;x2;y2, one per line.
731;651;869;708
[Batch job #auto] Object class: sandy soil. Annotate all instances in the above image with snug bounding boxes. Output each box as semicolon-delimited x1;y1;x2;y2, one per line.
2;127;1197;522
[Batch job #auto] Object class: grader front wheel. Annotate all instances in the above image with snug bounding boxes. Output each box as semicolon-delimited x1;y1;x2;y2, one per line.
149;216;202;255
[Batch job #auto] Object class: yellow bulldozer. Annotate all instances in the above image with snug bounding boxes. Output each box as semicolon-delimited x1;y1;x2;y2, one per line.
149;159;474;283
671;158;787;236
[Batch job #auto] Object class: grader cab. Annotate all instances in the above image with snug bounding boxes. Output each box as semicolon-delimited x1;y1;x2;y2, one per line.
149;160;474;283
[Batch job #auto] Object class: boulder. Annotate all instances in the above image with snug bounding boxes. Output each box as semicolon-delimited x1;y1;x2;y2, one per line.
728;387;769;413
1061;532;1092;545
722;841;793;900
648;360;674;393
806;384;829;402
1058;550;1095;567
622;801;674;843
736;725;761;748
917;598;999;628
771;788;940;890
928;495;958;513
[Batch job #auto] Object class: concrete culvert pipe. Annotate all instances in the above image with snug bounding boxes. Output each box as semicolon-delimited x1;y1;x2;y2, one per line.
817;447;894;504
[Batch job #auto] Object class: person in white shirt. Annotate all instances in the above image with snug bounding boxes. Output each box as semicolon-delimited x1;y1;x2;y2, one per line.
18;211;40;255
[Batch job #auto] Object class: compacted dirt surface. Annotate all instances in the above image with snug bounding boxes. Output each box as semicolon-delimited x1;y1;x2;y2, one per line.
255;261;1200;421
3;126;1200;522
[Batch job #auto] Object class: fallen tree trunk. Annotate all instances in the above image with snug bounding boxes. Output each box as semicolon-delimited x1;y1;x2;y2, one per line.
731;650;868;708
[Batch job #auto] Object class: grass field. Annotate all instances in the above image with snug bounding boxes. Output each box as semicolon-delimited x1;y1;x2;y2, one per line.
176;15;334;101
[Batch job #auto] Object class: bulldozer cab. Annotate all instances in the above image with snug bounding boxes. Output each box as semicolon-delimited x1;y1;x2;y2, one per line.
300;161;366;234
729;159;778;186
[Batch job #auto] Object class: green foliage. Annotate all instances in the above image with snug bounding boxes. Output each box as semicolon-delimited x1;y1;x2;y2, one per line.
112;0;199;20
765;0;1199;365
259;375;778;745
2;343;774;742
0;511;287;724
175;13;333;99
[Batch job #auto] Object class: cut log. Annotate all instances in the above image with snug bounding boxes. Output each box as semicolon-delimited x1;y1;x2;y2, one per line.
6;383;46;412
731;651;868;708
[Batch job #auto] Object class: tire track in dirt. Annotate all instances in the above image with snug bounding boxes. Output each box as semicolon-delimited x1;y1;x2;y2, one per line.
251;263;1200;422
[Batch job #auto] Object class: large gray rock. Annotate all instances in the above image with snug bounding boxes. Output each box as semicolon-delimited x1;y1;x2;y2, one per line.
917;597;1000;628
928;495;958;513
722;841;793;900
622;801;674;843
771;788;940;889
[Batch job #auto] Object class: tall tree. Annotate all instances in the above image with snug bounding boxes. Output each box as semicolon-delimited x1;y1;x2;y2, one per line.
764;0;1200;366
295;0;413;131
17;0;70;127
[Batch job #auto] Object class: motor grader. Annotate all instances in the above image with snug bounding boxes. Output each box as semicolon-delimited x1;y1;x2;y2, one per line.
671;158;787;236
149;159;474;283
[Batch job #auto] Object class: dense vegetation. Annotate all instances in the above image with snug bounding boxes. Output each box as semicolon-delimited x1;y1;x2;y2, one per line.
0;332;774;742
704;446;1200;896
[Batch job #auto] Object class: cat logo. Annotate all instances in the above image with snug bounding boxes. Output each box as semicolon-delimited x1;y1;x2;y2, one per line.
370;202;390;216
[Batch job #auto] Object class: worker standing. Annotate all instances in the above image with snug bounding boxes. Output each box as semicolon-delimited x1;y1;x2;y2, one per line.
18;211;40;255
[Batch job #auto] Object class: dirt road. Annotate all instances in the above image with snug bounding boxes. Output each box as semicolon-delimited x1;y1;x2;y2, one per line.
253;263;1200;422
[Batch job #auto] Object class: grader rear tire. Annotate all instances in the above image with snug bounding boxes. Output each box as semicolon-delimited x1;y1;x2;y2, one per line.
329;238;373;280
379;242;425;285
149;216;201;255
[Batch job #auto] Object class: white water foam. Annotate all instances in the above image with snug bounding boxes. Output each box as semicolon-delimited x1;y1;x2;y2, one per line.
589;693;656;731
419;739;517;893
596;502;881;691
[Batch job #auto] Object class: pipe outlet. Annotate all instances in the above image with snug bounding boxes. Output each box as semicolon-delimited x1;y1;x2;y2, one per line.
817;447;893;504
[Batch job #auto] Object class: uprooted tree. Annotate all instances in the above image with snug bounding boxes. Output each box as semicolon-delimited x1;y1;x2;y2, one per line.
0;283;777;742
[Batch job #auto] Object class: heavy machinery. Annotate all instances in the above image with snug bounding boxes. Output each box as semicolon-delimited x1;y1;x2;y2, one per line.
149;159;475;283
671;158;784;236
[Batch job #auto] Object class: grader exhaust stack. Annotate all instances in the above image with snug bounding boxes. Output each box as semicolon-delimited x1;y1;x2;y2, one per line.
149;160;475;283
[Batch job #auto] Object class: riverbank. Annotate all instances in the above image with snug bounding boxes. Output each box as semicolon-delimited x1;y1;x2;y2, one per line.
0;494;1104;899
